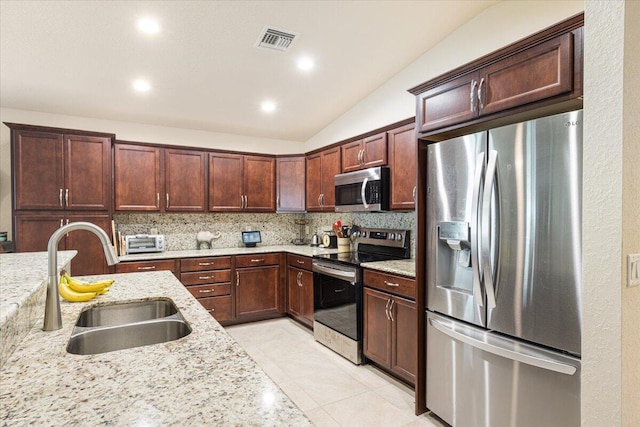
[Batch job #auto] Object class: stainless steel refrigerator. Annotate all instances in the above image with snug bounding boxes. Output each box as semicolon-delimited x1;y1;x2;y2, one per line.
425;110;582;427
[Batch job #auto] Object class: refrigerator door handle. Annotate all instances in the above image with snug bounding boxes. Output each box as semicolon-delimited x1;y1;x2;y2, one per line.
470;151;486;307
481;150;499;309
428;317;578;376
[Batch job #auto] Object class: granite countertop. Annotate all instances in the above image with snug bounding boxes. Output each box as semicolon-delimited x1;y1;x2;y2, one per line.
0;251;77;367
0;270;311;426
120;245;416;277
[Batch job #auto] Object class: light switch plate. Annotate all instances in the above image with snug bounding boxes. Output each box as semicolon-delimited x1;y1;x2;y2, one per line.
628;254;640;287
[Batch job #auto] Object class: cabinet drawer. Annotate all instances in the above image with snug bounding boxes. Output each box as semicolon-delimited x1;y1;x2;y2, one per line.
199;295;232;323
235;253;280;268
116;259;177;274
186;283;231;299
364;269;416;300
287;254;312;270
180;270;231;286
181;256;231;272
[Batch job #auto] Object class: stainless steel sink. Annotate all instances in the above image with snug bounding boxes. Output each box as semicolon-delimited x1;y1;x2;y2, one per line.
67;298;192;355
75;298;179;327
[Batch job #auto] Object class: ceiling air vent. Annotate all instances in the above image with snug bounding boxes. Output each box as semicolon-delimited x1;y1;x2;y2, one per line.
255;27;298;52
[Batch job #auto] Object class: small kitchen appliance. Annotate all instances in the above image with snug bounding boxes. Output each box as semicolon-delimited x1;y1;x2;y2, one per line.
125;234;165;254
241;231;261;247
312;227;410;364
334;166;390;212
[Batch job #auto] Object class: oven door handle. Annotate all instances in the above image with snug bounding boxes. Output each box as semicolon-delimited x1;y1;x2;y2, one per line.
312;262;357;283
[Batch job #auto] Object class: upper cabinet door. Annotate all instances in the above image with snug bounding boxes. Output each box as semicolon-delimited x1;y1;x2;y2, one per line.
13;131;65;210
319;147;341;211
114;143;163;211
243;155;275;212
305;153;323;212
209;152;243;211
276;156;305;212
478;33;573;116
387;123;417;211
361;132;387;169
341;139;364;173
165;149;207;212
64;135;111;210
416;71;480;134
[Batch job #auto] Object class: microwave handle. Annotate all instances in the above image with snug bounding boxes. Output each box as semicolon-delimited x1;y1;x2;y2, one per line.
360;177;370;210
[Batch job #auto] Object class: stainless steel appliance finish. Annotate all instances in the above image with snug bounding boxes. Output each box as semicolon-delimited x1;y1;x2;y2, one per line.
312;227;410;364
425;110;583;426
125;234;165;254
334;166;390;212
427;312;581;427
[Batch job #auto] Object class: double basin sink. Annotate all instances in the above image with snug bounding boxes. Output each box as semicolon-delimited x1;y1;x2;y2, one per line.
67;297;192;355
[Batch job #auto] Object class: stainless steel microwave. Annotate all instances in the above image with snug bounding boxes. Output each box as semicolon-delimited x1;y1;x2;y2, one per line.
334;166;390;212
125;234;165;254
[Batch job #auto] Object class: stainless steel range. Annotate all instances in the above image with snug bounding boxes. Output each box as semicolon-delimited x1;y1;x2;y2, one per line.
312;227;410;364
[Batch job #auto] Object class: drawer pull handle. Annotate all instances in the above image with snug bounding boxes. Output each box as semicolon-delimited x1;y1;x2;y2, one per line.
199;289;214;294
296;260;305;264
334;288;345;293
138;266;156;270
198;262;213;266
251;258;265;263
384;281;400;287
199;276;214;280
208;308;215;313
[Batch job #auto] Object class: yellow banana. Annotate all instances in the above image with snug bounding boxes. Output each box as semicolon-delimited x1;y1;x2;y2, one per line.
62;272;113;293
58;276;98;302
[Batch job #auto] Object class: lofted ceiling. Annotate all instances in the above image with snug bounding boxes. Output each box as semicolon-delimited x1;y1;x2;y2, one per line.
0;1;498;142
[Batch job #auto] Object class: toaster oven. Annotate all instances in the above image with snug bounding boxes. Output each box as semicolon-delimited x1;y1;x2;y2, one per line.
125;234;165;254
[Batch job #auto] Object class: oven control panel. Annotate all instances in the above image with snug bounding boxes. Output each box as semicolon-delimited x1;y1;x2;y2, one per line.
355;228;410;249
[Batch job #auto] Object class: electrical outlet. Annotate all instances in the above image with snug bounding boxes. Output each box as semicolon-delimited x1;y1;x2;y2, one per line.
629;254;640;287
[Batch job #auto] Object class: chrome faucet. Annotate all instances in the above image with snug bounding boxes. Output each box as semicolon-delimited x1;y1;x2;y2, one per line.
44;221;120;331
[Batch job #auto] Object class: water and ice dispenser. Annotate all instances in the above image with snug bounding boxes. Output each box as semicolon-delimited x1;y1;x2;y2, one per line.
435;221;473;291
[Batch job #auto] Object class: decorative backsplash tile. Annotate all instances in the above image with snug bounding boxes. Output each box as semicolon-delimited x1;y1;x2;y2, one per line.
113;211;416;256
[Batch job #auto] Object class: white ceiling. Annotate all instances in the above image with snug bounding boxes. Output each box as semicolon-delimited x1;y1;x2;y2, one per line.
0;1;497;142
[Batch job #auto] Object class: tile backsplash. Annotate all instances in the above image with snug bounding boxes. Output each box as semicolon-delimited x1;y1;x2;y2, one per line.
114;211;416;256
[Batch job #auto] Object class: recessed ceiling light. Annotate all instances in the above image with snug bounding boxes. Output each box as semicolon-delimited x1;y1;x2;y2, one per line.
137;17;160;35
297;57;314;71
261;100;277;113
132;79;151;92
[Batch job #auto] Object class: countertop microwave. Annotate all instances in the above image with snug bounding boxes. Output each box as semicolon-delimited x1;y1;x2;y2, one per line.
125;234;165;254
334;166;390;212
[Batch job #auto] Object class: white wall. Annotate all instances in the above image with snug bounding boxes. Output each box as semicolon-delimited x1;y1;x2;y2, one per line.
304;0;585;151
0;107;304;239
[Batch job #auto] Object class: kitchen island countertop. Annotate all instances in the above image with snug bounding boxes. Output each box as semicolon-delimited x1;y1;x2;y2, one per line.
0;269;311;426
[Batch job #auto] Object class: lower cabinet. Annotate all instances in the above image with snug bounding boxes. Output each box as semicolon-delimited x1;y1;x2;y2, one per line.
363;270;417;385
14;212;112;275
180;256;232;324
115;259;178;276
234;253;284;322
286;254;314;328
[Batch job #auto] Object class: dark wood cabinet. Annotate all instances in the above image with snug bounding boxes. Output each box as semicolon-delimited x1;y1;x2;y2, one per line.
387;123;417;211
209;153;275;212
341;132;387;173
306;146;340;211
13;130;111;211
114;143;162;211
164;149;207;212
286;254;313;328
276;156;306;212
115;259;178;276
410;14;583;138
180;256;232;324
14;212;112;275
363;270;417;385
115;144;206;212
234;253;283;321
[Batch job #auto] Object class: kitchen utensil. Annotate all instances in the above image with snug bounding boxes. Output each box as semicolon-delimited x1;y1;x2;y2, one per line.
332;220;342;237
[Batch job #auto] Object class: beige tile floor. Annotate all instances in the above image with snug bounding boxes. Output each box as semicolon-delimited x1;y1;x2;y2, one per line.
226;318;447;427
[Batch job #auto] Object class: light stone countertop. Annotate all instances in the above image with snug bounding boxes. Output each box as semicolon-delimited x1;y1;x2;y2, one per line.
0;251;77;367
0;270;311;426
119;244;416;277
